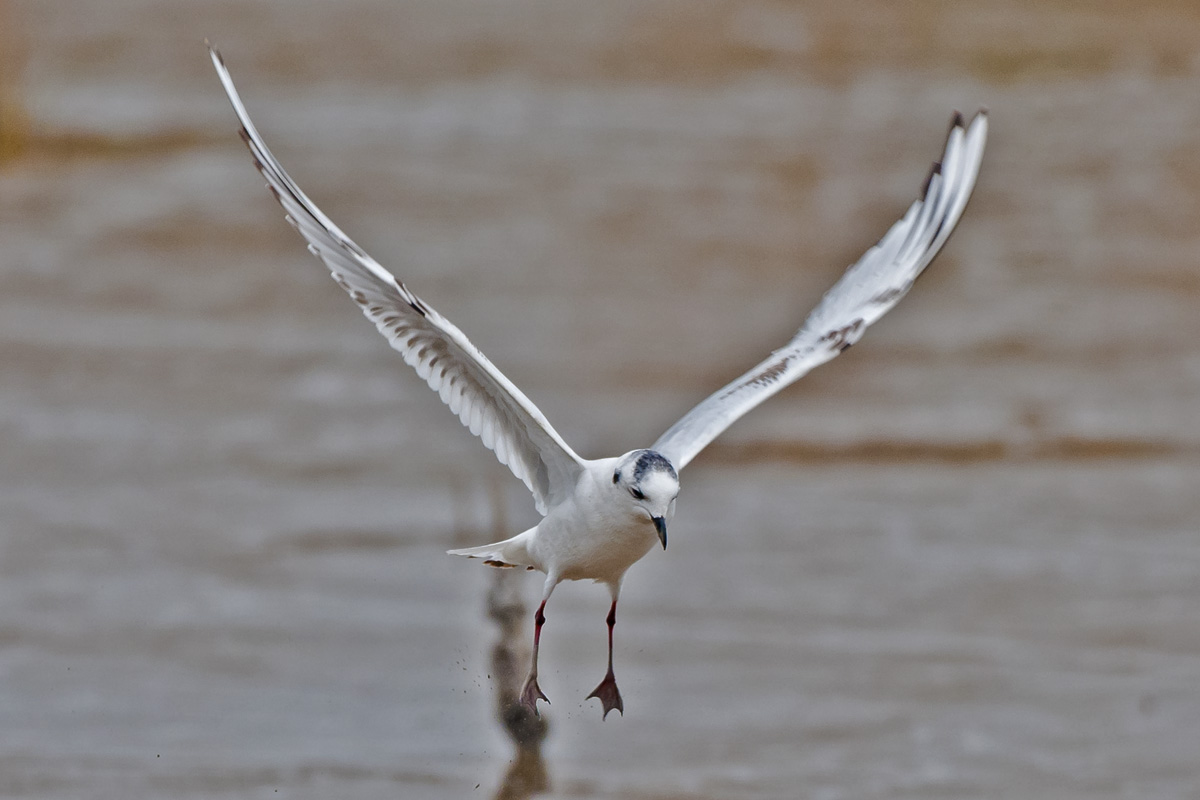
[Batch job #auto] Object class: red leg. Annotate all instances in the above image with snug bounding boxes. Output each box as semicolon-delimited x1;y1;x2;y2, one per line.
586;599;623;719
519;599;550;712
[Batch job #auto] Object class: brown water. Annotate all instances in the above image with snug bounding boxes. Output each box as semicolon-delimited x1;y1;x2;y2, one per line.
3;1;1200;797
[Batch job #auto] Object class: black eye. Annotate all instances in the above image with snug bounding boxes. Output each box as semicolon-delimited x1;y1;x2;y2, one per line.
613;473;619;484
630;488;645;500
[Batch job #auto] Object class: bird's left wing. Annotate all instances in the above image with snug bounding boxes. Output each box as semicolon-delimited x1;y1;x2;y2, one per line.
653;112;988;471
209;46;585;514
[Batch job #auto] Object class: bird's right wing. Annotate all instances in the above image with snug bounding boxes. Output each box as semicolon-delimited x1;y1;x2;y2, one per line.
210;46;585;514
653;112;988;471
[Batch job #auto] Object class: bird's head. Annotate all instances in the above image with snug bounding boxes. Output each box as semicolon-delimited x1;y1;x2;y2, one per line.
612;449;679;549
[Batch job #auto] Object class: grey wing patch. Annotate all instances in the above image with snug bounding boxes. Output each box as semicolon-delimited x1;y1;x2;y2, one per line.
725;355;793;397
870;286;906;305
820;318;866;352
726;317;863;402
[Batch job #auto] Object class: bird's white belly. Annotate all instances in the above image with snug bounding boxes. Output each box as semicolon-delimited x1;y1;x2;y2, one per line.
531;505;659;585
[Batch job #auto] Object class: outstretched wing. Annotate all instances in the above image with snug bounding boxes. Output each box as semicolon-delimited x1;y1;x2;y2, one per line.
209;46;585;514
653;112;988;470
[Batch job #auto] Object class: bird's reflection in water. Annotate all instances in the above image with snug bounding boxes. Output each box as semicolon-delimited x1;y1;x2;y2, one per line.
481;480;550;799
488;566;550;799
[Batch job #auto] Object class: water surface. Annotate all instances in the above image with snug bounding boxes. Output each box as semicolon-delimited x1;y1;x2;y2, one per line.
2;1;1199;797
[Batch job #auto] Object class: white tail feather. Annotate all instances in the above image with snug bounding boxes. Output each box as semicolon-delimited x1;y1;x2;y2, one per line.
447;528;537;569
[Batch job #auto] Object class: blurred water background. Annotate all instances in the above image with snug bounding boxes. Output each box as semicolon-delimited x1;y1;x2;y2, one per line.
2;1;1199;797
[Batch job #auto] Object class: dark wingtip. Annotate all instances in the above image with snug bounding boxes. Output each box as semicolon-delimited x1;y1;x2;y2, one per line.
921;159;943;196
922;110;966;195
393;281;429;317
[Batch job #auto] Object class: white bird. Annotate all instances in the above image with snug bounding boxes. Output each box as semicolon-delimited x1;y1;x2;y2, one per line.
209;45;987;719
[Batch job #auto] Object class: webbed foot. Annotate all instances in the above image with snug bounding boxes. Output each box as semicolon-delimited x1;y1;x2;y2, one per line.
585;672;624;719
519;674;550;714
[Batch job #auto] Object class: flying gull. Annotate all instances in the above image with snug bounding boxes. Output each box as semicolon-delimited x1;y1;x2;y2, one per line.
209;46;987;719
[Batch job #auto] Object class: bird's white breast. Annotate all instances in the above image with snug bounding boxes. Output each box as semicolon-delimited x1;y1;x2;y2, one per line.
530;460;660;585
